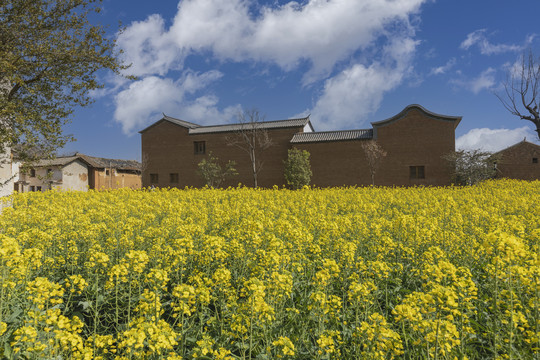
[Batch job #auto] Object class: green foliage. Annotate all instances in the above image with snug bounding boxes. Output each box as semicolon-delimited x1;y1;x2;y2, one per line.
0;0;130;160
284;148;312;189
197;152;238;188
444;149;499;185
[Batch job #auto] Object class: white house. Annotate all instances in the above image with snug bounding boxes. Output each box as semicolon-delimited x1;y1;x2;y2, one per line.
15;155;91;192
0;146;14;197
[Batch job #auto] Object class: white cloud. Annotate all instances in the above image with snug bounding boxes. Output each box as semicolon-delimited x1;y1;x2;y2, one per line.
310;37;417;130
116;14;181;77
456;127;538;152
451;68;496;94
113;71;239;134
430;58;456;75
113;0;428;132
119;0;427;83
460;30;534;55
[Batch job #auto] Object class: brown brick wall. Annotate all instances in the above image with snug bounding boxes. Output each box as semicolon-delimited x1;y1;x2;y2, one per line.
295;141;371;187
141;107;459;188
496;141;540;180
374;108;456;186
297;108;456;187
142;121;303;188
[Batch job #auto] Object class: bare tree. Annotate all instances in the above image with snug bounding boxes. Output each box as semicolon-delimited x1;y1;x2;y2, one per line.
226;109;272;188
362;140;387;186
496;50;540;140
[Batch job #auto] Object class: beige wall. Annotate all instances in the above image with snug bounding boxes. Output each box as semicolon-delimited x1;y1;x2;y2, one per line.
91;168;141;190
0;146;13;197
60;161;89;191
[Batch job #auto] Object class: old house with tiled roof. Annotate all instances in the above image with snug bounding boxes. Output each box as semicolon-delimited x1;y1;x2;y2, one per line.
14;153;141;192
494;139;540;180
140;104;461;187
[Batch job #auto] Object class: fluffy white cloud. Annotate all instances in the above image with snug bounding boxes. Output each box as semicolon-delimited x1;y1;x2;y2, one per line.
116;15;181;77
460;30;534;55
451;68;496;94
310;37;417;130
113;0;428;132
113;71;239;134
119;0;426;83
456;127;538;152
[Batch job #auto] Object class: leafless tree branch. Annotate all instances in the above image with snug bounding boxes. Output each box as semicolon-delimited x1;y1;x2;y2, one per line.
496;50;540;139
225;109;272;187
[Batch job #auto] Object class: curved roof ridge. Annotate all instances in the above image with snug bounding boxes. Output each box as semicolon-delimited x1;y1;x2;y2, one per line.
371;104;462;128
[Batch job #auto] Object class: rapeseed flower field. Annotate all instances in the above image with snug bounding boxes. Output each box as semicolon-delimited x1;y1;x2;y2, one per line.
0;179;538;359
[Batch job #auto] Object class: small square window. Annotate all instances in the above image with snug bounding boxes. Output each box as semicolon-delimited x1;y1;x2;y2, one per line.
410;165;425;179
150;173;159;184
170;173;179;183
36;186;42;191
105;169;110;175
533;157;538;164
30;169;36;177
194;141;206;155
30;185;35;192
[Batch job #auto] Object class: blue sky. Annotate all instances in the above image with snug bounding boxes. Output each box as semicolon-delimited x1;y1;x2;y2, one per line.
63;0;540;161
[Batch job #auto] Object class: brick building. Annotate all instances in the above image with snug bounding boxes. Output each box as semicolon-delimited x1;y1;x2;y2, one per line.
494;139;540;180
140;104;462;188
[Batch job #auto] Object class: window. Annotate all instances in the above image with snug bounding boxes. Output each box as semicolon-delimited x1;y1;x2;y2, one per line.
170;173;179;183
30;186;35;192
150;173;159;184
30;169;36;177
533;157;538;164
410;166;425;179
36;186;42;191
47;168;52;175
106;169;110;175
194;141;206;155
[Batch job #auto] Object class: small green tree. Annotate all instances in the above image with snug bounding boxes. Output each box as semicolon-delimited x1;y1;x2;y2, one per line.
197;152;238;188
444;149;500;185
284;148;312;189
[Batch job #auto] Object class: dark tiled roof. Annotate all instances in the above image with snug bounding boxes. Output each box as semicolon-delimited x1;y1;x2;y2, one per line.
34;155;83;167
189;117;311;134
76;153;141;171
290;129;373;143
162;115;200;129
493;139;540;155
139;114;200;133
34;154;141;171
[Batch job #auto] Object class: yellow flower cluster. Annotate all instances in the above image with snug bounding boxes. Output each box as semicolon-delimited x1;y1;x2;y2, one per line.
0;179;538;359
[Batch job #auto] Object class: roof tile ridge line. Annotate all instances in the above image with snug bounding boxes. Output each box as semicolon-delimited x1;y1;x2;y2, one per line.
162;114;201;127
85;154;140;163
194;116;311;129
493;138;540;154
293;128;373;135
